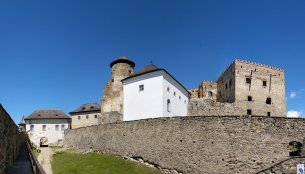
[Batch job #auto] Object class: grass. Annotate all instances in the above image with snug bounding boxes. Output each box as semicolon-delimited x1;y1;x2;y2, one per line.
32;148;40;158
51;149;163;174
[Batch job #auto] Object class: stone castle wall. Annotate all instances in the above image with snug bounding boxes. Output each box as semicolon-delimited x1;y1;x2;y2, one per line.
101;63;134;115
257;157;305;174
0;104;26;174
234;61;286;117
64;116;305;174
188;98;241;116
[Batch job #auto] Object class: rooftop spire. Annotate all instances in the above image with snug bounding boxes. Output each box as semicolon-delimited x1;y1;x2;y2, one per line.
19;115;26;125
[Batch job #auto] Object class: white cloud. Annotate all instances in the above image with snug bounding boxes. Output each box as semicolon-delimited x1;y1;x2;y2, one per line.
287;110;302;118
289;91;297;99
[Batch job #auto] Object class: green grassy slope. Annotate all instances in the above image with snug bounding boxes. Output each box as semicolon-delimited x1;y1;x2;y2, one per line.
52;150;163;174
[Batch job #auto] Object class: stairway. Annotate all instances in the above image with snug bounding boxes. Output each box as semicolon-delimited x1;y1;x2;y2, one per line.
7;143;33;174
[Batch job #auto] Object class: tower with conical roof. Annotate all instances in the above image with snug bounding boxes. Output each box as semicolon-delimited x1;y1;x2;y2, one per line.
18;116;26;132
101;55;135;115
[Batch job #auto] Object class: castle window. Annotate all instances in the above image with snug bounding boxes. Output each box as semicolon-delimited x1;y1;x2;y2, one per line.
267;112;271;116
229;79;232;87
167;99;171;113
42;125;46;131
247;109;252;115
179;96;181;100
86;115;89;119
184;100;186;104
95;115;98;118
225;83;228;90
167;87;170;92
248;96;252;101
266;97;272;104
112;79;114;82
55;125;59;131
246;78;251;84
263;80;267;87
30;125;34;131
139;85;144;91
174;92;176;96
61;125;65;131
78;116;81;120
208;91;213;97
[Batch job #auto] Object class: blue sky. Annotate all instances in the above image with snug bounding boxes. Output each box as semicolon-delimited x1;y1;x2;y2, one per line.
0;0;304;123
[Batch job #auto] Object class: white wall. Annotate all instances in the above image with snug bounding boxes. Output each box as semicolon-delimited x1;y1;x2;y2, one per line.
123;70;189;121
162;73;189;117
25;119;69;147
123;71;164;121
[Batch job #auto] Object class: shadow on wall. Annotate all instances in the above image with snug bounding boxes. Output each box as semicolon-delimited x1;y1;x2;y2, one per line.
0;104;26;173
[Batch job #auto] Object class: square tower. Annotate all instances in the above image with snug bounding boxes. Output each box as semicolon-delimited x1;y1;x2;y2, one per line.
216;60;286;117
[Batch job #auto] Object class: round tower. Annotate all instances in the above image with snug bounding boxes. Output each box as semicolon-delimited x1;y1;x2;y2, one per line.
110;55;135;88
101;55;135;114
18;115;26;132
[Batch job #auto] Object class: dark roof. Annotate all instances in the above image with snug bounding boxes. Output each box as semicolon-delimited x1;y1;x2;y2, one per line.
122;64;190;95
25;110;70;120
110;55;135;68
69;103;101;114
122;64;159;80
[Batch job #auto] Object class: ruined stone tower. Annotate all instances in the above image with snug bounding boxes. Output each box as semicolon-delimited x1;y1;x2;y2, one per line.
101;55;135;115
189;59;286;117
216;60;286;117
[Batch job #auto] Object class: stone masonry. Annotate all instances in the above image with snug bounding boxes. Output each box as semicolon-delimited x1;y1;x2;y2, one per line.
189;60;286;117
100;55;135;123
0;104;26;174
64;116;305;174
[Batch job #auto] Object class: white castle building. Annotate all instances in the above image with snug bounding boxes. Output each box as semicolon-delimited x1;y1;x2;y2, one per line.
22;110;70;147
122;64;190;121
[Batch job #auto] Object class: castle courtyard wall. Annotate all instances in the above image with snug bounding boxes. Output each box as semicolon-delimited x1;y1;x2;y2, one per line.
64;116;305;174
0;105;26;174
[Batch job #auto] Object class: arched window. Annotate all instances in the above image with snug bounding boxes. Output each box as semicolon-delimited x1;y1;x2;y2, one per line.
167;99;171;113
208;91;213;97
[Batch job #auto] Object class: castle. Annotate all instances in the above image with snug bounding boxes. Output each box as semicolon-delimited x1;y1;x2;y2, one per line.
188;59;286;117
99;55;189;123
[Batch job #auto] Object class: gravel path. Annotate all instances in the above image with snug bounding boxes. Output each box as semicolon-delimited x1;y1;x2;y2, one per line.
37;147;54;174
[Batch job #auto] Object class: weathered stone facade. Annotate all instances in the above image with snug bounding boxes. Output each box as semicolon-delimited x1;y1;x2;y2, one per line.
189;60;286;117
188;98;241;116
70;103;101;129
64;116;305;174
100;55;135;123
257;157;305;174
0;104;26;174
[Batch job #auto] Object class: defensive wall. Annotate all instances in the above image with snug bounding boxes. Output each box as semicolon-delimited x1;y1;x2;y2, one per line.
64;116;305;174
0;104;26;174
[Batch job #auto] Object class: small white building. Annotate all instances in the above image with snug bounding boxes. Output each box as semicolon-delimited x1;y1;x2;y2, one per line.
23;110;70;147
69;103;101;129
122;64;190;121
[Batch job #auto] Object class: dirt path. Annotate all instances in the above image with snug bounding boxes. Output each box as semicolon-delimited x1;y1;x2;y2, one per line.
37;147;54;174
